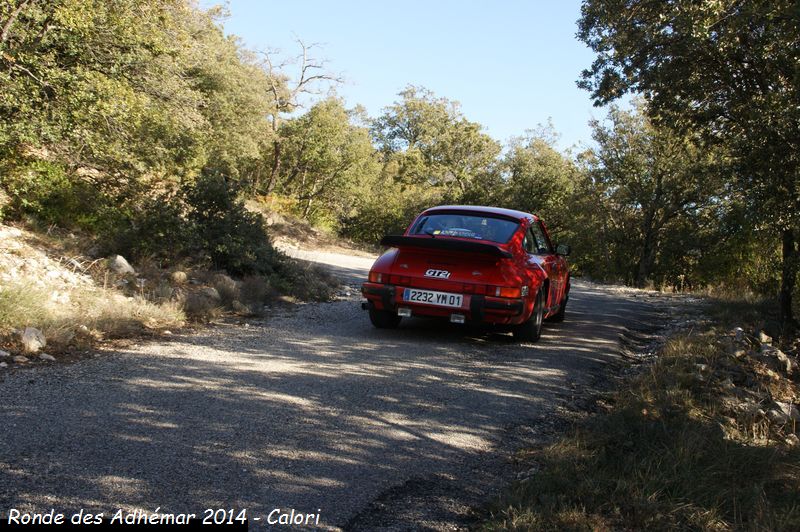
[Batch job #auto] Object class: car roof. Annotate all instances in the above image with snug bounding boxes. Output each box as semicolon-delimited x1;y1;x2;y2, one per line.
422;205;537;222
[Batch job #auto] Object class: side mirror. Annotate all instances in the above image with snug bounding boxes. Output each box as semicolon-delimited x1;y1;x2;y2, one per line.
556;243;571;256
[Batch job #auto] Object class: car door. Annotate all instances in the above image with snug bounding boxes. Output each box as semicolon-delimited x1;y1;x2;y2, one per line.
528;221;565;309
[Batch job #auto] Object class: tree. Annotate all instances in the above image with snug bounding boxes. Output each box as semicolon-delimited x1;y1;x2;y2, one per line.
585;104;722;287
497;127;577;235
276;98;378;224
183;11;277;185
372;86;500;201
259;40;342;195
578;0;800;324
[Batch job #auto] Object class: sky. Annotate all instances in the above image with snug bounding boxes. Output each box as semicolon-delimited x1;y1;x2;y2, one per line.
201;0;609;150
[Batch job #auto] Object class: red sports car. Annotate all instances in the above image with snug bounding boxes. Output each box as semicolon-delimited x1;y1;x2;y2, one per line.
361;205;570;342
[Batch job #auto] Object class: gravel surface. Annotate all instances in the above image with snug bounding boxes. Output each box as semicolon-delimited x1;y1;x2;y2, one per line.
0;251;667;530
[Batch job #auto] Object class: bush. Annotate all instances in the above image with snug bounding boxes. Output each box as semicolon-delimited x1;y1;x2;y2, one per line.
183;287;222;320
1;160;103;228
0;188;9;221
185;173;282;275
239;275;273;308
110;192;198;263
211;273;239;307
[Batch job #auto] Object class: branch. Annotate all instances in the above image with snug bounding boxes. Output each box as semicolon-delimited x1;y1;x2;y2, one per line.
1;0;33;46
10;61;50;92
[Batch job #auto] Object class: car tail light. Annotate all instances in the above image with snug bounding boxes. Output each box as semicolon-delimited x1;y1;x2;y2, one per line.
495;286;522;298
369;272;383;283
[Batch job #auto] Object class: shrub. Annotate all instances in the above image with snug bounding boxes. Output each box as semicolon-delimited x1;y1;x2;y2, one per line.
110;192;198;263
185;173;282;275
211;273;239;307
1;160;103;228
183;287;222;320
239;275;273;309
0;188;9;221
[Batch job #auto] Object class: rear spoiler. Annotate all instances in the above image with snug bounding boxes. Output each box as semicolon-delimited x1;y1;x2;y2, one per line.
380;235;512;258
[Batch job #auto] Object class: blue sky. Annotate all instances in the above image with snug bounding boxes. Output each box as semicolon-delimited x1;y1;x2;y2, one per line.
202;0;608;150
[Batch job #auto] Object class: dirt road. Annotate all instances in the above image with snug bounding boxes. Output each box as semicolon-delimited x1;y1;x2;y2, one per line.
0;248;667;530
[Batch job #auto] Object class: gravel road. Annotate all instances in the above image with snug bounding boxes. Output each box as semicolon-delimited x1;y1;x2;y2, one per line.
0;249;667;530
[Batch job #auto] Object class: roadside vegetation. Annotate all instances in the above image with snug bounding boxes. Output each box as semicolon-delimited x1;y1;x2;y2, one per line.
0;4;796;341
483;297;800;530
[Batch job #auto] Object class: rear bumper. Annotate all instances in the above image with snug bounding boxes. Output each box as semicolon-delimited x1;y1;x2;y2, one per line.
361;282;526;325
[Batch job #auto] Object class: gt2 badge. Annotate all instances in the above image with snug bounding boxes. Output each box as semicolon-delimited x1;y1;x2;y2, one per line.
424;269;451;279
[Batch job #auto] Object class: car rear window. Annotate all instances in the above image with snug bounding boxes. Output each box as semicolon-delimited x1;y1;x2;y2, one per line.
409;214;519;243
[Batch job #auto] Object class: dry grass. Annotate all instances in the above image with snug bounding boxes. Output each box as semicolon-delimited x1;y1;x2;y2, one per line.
0;279;184;349
483;326;800;531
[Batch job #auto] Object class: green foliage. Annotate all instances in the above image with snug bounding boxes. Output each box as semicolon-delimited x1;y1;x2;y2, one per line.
2;159;72;222
578;0;800;319
493;128;577;234
185;173;280;276
567;103;726;288
0;0;793;308
372;86;501;200
276;98;379;226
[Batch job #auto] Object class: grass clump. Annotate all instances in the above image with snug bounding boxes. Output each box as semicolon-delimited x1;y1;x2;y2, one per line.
483;326;800;531
0;280;184;349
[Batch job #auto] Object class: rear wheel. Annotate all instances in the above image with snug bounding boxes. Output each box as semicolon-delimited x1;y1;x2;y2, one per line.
369;308;402;329
513;288;544;342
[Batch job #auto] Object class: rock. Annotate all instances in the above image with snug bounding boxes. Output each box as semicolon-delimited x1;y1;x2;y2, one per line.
0;362;7;368
12;355;28;363
0;349;9;357
170;271;188;284
774;401;799;421
740;403;766;417
758;331;772;344
21;327;46;353
39;353;56;362
733;327;745;341
163;330;173;336
516;465;540;480
231;300;249;313
108;254;135;275
774;350;797;375
729;348;747;358
767;409;786;424
786;434;799;447
760;345;797;375
198;287;221;303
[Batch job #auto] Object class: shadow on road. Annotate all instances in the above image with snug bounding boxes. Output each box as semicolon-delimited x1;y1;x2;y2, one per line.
0;279;664;528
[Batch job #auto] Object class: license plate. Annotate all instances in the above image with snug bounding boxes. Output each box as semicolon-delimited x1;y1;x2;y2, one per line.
403;288;464;308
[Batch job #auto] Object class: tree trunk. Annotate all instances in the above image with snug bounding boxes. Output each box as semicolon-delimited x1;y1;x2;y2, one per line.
635;236;656;288
265;139;281;194
1;0;33;46
635;211;657;288
779;227;798;326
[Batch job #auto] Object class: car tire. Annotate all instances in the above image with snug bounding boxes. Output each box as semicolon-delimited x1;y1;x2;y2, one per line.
369;308;402;329
513;288;544;342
